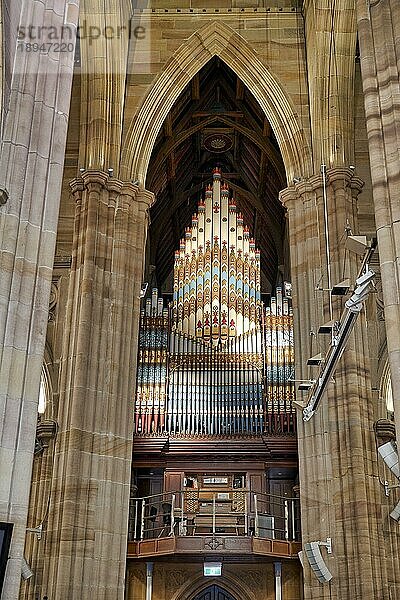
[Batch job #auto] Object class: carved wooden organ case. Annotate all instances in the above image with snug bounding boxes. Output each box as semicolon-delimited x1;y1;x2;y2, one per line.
135;168;295;437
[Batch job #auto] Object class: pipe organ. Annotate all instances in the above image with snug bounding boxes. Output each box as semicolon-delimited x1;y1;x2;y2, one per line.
135;169;295;436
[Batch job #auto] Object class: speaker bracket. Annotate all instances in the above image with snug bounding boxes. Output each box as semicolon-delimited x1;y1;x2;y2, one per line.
317;537;332;554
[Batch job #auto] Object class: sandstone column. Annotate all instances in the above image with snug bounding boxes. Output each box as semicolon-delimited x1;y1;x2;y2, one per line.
79;0;132;174
281;168;390;599
0;2;78;598
303;0;357;168
356;0;400;446
39;172;153;599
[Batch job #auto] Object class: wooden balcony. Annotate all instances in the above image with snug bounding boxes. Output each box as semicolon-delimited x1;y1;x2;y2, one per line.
128;490;301;560
127;535;301;559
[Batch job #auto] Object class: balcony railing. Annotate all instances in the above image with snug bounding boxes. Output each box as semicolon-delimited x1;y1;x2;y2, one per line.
128;490;300;543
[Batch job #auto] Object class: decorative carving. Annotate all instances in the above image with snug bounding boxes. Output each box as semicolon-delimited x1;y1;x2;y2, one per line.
0;187;9;205
48;279;59;322
34;419;58;456
374;419;396;444
128;567;146;584
165;569;187;592
203;133;233;153
204;536;225;550
239;570;263;589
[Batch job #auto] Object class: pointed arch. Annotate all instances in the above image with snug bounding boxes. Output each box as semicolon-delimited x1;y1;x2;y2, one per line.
170;574;255;600
192;584;237;600
121;21;312;185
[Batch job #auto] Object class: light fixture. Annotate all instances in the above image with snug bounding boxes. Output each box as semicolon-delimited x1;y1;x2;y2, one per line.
331;279;350;296
384;481;400;496
26;523;43;540
288;378;315;391
292;177;301;184
318;320;336;334
302;268;375;421
345;235;371;255
108;168;114;177
390;501;400;522
304;538;333;583
132;180;139;186
21;558;33;580
298;382;314;391
204;562;222;577
79;167;85;173
378;441;399;479
307;353;324;367
140;283;149;299
345;270;375;312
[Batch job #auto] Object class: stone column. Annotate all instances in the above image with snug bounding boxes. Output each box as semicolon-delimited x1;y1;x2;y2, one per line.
281;168;390;599
0;2;78;598
39;171;152;599
356;0;400;446
79;0;132;174
303;0;358;169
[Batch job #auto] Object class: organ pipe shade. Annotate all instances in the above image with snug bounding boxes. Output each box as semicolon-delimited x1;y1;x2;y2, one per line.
135;168;295;436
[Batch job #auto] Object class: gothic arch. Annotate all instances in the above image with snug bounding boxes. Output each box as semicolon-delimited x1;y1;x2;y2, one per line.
121;20;312;186
191;584;237;600
171;574;255;600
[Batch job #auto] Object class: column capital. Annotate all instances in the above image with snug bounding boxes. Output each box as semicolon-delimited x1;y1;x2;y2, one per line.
279;175;320;211
279;186;297;210
349;176;364;195
70;177;85;197
135;188;155;210
106;179;124;196
81;170;110;189
326;167;364;193
116;182;154;211
69;172;155;209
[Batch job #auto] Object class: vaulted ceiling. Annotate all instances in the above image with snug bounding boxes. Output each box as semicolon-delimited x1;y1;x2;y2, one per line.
145;58;287;294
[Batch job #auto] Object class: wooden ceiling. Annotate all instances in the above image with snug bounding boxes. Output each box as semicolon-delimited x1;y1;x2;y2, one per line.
145;58;287;293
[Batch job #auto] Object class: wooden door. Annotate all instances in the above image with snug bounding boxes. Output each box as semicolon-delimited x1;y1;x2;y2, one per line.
192;585;237;600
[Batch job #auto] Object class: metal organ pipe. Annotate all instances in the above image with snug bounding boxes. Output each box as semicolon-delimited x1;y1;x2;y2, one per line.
134;170;295;438
136;297;294;436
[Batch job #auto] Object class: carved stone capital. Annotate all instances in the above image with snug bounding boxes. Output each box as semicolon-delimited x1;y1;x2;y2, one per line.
69;172;154;210
81;170;109;193
279;175;318;212
279;186;298;211
136;188;155;211
375;419;396;444
106;178;124;197
36;419;58;445
325;168;364;195
70;177;85;197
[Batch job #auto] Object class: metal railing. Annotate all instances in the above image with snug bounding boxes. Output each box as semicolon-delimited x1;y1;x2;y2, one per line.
128;490;300;542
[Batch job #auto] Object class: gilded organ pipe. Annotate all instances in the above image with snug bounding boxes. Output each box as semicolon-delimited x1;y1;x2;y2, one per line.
135;169;295;436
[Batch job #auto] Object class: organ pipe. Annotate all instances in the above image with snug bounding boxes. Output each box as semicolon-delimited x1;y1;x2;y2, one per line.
135;169;295;436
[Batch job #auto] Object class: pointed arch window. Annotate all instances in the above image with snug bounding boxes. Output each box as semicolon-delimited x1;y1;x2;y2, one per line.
381;362;394;420
38;370;49;415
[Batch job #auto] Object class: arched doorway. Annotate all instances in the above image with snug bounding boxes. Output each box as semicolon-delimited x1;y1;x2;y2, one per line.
192;585;237;600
